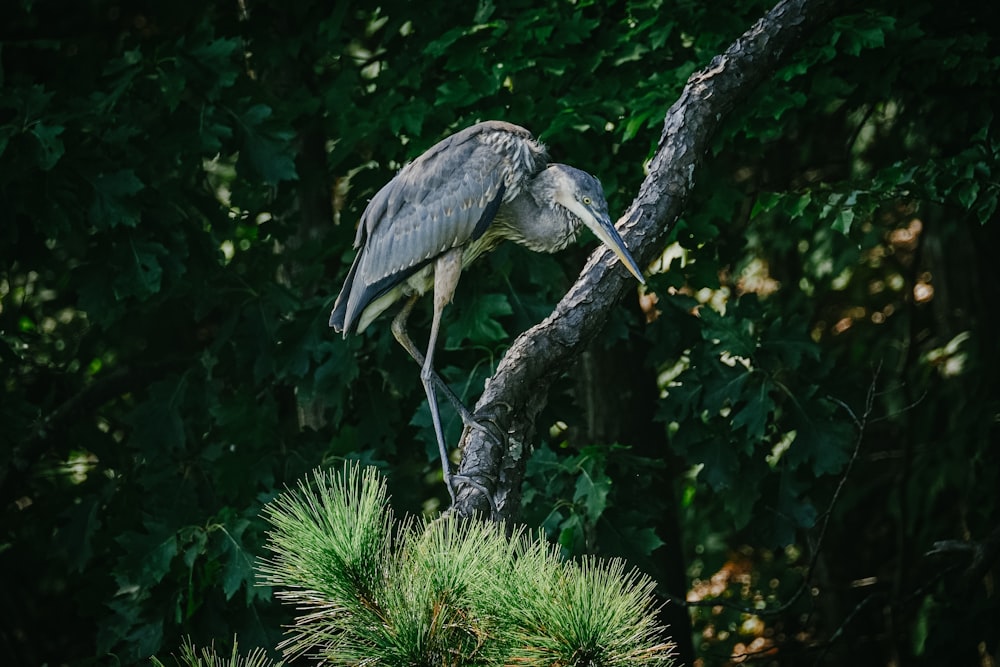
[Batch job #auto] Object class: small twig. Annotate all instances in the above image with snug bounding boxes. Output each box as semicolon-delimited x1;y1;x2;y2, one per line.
661;591;760;615
868;388;928;424
826;395;861;430
899;563;962;607
813;361;879;525
811;592;883;665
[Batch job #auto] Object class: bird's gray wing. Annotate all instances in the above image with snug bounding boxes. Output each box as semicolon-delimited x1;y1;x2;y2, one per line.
332;122;545;333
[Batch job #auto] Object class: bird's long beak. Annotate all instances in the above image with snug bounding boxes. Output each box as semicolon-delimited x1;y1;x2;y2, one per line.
585;213;646;284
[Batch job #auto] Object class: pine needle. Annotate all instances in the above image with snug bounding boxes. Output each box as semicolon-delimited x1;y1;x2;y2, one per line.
151;638;280;667
258;464;676;666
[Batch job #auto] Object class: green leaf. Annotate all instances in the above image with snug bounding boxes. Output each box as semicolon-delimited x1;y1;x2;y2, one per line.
123;621;165;663
445;291;512;348
75;265;124;325
241;103;272;127
394;102;428;136
30;121;65;170
116;521;179;588
198;107;234;152
783;191;812;218
89;169;145;228
60;495;102;572
614;525;665;557
574;462;611;523
720;457;768;529
700;307;757;358
189;36;240;63
786;405;854;476
188;37;241;97
423;27;472;58
621;110;653;142
698;437;740;491
557;512;585;554
702;369;747;415
242;134;298;184
219;519;255;601
759;317;821;366
912;595;934;656
239;104;298;184
181;526;208;569
113;239;168;300
974;191;998;225
128;378;187;454
751;191;782;218
840;16;893;56
761;471;818;547
730;379;772;443
157;66;186;112
832;207;855;234
956;179;980;209
614;42;650;66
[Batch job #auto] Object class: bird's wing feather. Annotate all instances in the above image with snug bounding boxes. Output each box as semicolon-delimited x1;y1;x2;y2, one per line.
332;122;546;333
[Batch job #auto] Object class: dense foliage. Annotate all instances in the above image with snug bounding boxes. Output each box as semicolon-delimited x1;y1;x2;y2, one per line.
1;0;997;665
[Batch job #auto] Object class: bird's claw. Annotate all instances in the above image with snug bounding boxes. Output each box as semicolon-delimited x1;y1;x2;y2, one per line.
451;474;500;517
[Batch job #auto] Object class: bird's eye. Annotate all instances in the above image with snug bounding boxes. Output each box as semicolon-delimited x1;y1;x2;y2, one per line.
582;196;592;205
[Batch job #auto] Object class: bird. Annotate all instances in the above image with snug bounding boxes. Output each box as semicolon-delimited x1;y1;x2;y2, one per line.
329;120;645;503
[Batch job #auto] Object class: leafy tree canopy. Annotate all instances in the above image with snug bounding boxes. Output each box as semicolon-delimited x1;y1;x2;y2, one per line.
1;0;997;664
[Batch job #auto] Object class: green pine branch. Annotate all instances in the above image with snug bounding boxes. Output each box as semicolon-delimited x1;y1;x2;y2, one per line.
255;463;677;666
151;638;281;667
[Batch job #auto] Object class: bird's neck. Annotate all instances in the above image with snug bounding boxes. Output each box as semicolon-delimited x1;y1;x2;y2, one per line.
499;175;582;253
464;170;582;265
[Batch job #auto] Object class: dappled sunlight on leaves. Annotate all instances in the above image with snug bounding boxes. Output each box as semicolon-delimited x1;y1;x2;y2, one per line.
2;0;998;664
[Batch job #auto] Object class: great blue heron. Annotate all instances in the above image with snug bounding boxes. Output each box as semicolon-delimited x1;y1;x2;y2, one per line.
330;120;644;502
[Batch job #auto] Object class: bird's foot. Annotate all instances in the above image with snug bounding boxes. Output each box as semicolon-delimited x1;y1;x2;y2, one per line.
451;474;500;517
459;401;511;448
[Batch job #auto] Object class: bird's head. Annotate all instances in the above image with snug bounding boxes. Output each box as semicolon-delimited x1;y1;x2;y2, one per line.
548;164;646;284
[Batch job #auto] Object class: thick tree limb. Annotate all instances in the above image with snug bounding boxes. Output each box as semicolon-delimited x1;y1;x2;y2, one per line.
453;0;846;518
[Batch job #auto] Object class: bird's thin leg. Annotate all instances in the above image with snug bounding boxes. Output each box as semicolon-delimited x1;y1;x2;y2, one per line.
418;249;464;502
390;293;423;358
390;256;502;511
391;294;456;501
392;297;474;423
391;294;497;441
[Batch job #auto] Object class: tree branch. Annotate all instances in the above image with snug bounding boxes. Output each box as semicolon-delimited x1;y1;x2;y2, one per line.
453;0;847;518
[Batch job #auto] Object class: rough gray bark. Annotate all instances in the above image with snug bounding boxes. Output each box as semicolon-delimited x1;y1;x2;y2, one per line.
453;0;846;519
